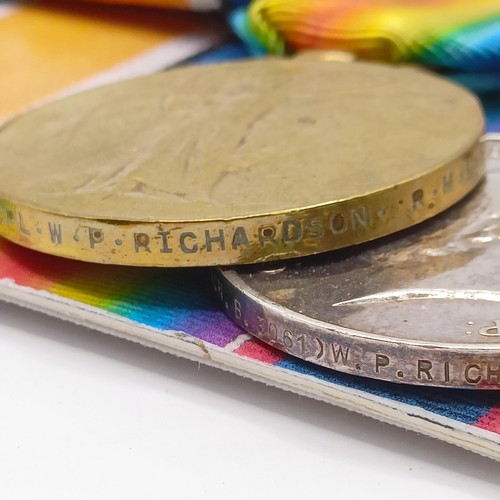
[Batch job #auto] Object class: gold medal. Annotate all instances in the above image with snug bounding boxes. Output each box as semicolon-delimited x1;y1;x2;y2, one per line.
0;58;485;266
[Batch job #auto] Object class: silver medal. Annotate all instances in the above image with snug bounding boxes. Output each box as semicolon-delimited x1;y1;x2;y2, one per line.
215;136;500;389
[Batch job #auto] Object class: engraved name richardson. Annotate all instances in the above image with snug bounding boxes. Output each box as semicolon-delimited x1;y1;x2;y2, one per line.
371;318;500;386
0;204;375;256
374;353;500;387
0;155;478;258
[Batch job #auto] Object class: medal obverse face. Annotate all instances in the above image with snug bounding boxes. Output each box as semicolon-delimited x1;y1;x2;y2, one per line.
216;138;500;389
0;58;484;266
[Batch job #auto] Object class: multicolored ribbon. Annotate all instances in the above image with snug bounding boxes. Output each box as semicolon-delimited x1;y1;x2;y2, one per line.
237;1;500;69
227;0;500;96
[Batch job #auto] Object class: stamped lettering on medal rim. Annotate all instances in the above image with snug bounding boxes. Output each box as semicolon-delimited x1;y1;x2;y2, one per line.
0;204;379;260
0;146;485;267
214;269;500;389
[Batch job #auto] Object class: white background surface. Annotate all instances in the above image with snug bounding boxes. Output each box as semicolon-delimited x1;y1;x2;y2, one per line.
0;300;499;500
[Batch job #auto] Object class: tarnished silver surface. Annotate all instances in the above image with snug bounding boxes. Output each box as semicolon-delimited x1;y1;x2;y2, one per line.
215;136;500;389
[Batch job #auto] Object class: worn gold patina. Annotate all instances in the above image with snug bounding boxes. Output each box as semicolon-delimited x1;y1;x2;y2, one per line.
0;58;485;266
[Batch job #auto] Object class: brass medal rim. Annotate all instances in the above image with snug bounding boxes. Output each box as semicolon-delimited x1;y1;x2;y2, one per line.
0;58;486;266
0;146;484;266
